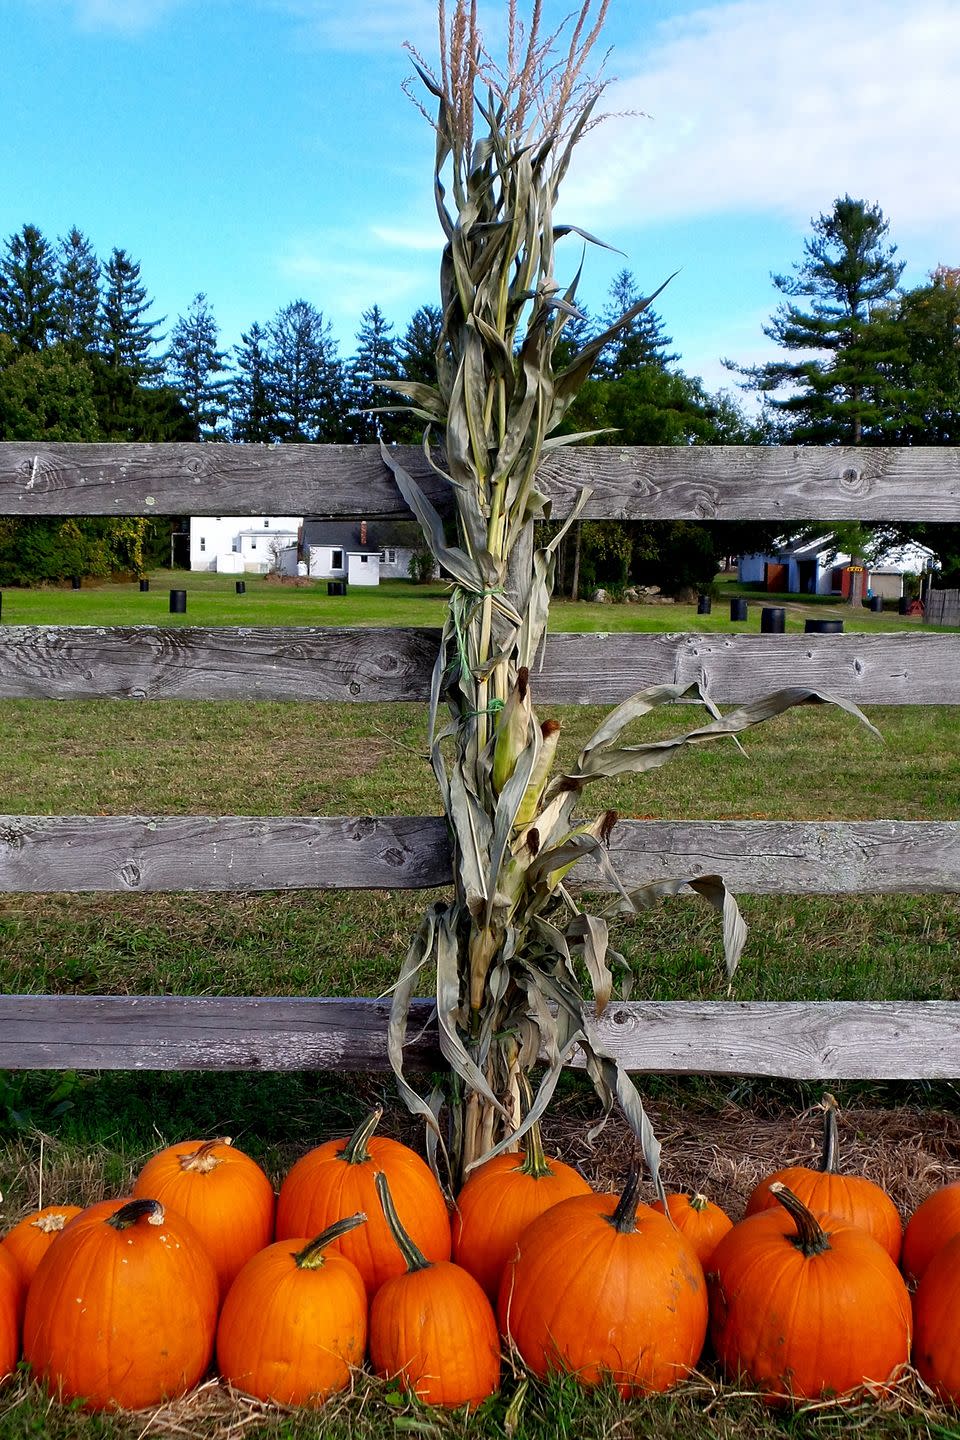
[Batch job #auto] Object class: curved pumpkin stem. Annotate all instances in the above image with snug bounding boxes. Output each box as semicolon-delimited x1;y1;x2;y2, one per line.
689;1192;710;1213
770;1181;832;1258
339;1107;384;1165
819;1093;840;1174
294;1212;368;1271
375;1171;430;1274
179;1138;232;1173
607;1165;642;1235
107;1198;164;1230
517;1073;553;1180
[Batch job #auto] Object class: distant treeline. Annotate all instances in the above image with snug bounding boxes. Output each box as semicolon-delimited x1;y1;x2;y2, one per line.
1;197;958;589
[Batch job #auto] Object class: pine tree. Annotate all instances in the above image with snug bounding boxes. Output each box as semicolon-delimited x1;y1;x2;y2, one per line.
732;196;908;444
0;224;57;351
268;300;346;443
347;304;399;441
99;248;164;381
596;269;677;377
165;293;230;439
231;322;274;442
397;304;442;385
52;228;101;351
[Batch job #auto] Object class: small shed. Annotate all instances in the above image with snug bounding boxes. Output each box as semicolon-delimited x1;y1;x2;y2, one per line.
291;520;420;587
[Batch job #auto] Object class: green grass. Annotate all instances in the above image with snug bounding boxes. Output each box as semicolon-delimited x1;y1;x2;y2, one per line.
0;575;958;1437
0;568;939;632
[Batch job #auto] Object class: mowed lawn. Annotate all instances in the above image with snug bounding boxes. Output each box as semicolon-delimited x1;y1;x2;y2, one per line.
0;573;958;1438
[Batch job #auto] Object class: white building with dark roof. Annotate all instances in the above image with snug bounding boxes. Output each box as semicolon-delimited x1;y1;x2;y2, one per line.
188;516;302;574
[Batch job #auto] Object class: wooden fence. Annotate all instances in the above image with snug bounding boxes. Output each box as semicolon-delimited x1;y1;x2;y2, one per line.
1;440;959;1081
927;588;960;627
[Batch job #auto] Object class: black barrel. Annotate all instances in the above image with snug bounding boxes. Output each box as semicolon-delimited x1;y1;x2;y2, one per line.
327;580;347;596
760;606;786;633
898;595;911;614
71;577;81;590
169;589;187;614
139;579;150;592
730;597;748;622
235;580;246;594
804;619;844;634
868;594;884;612
697;593;712;614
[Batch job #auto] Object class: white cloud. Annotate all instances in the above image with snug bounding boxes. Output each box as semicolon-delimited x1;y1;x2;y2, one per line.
276;227;438;335
270;0;439;55
47;0;187;33
370;223;443;253
566;0;960;245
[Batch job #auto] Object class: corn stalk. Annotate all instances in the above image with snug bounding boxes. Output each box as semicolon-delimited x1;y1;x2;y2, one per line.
382;1;878;1189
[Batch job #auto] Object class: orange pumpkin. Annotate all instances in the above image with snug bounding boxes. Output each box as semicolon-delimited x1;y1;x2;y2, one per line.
369;1172;499;1409
1;1205;82;1285
133;1137;275;1298
709;1182;911;1403
0;1246;25;1381
912;1230;960;1402
651;1191;733;1268
452;1112;591;1300
745;1095;902;1261
901;1180;960;1285
217;1213;368;1406
498;1166;707;1395
276;1107;450;1295
23;1197;218;1411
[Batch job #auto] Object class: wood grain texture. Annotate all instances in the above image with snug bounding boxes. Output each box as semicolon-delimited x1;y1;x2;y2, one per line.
1;627;956;704
1;994;958;1078
1;442;959;520
2;816;958;896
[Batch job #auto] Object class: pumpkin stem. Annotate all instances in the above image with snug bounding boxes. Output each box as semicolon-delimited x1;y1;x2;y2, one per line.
339;1106;384;1165
179;1138;231;1173
516;1073;552;1179
375;1170;430;1273
689;1192;710;1213
294;1212;368;1270
607;1165;642;1235
770;1181;832;1257
819;1093;840;1174
107;1198;164;1230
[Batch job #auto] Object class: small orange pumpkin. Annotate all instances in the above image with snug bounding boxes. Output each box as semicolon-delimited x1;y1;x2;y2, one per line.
23;1197;218;1411
276;1107;450;1295
651;1190;733;1268
901;1179;960;1285
498;1165;707;1395
452;1109;591;1300
745;1094;902;1261
0;1246;25;1380
709;1182;911;1403
369;1172;500;1409
912;1230;960;1402
1;1205;82;1285
133;1137;275;1299
217;1213;368;1406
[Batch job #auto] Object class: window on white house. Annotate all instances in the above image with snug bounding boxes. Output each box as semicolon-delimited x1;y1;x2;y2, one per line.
360;555;369;563
232;542;240;552
332;549;343;568
264;519;270;527
251;540;257;550
382;548;397;565
200;538;206;551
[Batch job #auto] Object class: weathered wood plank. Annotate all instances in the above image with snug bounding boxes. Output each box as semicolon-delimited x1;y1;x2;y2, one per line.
1;442;959;521
2;816;958;896
1;995;958;1079
0;627;955;704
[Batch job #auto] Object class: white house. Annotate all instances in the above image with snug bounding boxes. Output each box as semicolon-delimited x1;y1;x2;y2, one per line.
738;535;936;600
189;516;302;574
280;519;420;587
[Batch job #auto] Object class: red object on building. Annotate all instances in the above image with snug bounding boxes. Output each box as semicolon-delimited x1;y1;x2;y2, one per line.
360;519;368;546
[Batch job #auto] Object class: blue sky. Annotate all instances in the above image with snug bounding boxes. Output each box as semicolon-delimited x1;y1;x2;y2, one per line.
3;0;958;401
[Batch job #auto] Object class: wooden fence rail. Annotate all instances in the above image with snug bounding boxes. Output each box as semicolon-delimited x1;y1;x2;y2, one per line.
0;441;957;1080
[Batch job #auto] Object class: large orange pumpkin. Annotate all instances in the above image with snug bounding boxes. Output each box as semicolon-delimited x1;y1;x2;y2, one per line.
133;1137;275;1299
901;1179;960;1285
369;1172;499;1409
498;1166;707;1395
23;1197;218;1411
217;1213;368;1406
912;1230;960;1402
276;1106;450;1295
1;1205;82;1285
709;1181;911;1403
452;1112;591;1300
651;1191;733;1269
0;1247;25;1381
745;1094;902;1261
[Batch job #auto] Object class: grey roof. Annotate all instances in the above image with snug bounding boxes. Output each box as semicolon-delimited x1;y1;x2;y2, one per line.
301;519;419;553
